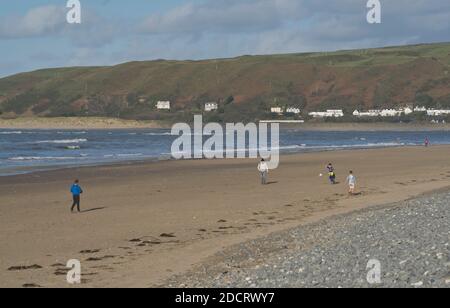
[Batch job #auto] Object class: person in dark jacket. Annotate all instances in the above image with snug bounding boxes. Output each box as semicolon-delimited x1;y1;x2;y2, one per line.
70;179;83;213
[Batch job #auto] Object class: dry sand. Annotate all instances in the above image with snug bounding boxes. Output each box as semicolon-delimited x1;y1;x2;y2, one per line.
0;117;167;129
1;146;450;288
1;117;450;131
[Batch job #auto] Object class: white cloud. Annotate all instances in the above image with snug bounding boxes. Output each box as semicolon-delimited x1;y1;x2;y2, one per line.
0;5;66;39
1;0;449;78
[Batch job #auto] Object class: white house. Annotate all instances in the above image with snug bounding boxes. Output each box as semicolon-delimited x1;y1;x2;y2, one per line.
309;109;344;118
403;107;413;115
271;107;284;114
427;109;450;116
286;107;301;114
327;109;344;117
353;110;381;117
414;106;427;112
204;102;219;112
156;101;171;110
380;109;402;117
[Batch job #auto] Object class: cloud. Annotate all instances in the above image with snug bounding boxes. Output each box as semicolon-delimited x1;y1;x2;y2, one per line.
139;0;304;36
0;4;122;48
0;5;66;39
1;0;449;78
136;0;450;56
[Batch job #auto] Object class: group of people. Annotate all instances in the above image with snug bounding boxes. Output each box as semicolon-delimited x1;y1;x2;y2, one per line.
257;159;357;195
70;137;431;212
327;163;356;195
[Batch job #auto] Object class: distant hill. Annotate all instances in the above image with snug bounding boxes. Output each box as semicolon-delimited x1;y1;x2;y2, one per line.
1;42;450;123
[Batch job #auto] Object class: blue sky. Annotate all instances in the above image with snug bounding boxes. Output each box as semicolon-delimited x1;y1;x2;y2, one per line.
1;0;449;77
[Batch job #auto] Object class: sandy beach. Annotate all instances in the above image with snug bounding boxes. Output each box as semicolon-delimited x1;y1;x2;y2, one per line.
1;146;450;288
0;117;168;130
1;117;450;131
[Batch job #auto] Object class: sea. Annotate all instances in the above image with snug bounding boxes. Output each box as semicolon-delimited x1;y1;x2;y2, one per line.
1;128;449;176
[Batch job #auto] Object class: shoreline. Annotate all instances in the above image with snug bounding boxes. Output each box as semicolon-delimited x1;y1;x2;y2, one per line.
2;117;450;131
0;144;441;178
1;146;450;287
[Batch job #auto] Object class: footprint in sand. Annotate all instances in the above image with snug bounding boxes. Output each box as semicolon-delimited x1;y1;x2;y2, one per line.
54;268;69;276
217;220;227;223
218;226;234;230
160;233;176;238
23;283;42;288
138;240;163;247
8;265;42;271
80;249;100;254
86;255;116;262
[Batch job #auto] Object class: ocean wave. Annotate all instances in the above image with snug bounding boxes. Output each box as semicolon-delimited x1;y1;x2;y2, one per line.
0;131;23;135
57;131;87;135
8;156;86;161
103;153;143;158
144;132;172;136
32;139;88;144
300;142;408;150
167;143;411;157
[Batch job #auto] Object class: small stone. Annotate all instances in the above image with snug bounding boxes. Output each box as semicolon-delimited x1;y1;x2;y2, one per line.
411;281;423;287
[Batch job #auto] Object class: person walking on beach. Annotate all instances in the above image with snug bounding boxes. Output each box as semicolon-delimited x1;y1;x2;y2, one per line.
424;138;430;147
258;159;269;185
70;179;83;213
346;171;356;196
327;163;336;185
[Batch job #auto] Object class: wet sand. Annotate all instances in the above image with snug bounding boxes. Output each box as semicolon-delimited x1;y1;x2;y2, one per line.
1;146;450;287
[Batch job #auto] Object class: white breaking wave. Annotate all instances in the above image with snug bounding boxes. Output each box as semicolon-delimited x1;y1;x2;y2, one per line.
144;132;172;136
32;139;88;144
9;156;86;161
0;131;22;135
103;153;143;158
57;131;87;135
166;143;411;157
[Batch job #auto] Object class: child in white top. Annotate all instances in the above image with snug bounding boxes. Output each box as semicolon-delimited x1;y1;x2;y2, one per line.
346;171;356;195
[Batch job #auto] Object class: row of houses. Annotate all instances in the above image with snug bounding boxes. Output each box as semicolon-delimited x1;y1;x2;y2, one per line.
270;107;342;118
156;101;450;117
309;110;344;118
270;107;301;115
353;106;450;117
156;101;219;112
270;106;450;118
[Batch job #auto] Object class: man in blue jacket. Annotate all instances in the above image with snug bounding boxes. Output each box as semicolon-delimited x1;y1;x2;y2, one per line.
70;179;83;213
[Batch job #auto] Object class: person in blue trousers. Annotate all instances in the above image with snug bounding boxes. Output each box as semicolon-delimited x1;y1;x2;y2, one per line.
70;179;83;213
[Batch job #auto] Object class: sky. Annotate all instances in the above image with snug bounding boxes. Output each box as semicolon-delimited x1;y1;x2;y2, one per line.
0;0;449;77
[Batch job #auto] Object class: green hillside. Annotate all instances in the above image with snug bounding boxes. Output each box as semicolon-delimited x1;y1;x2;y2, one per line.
1;42;450;123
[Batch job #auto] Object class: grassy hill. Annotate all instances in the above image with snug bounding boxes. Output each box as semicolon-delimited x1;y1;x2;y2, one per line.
1;42;450;123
